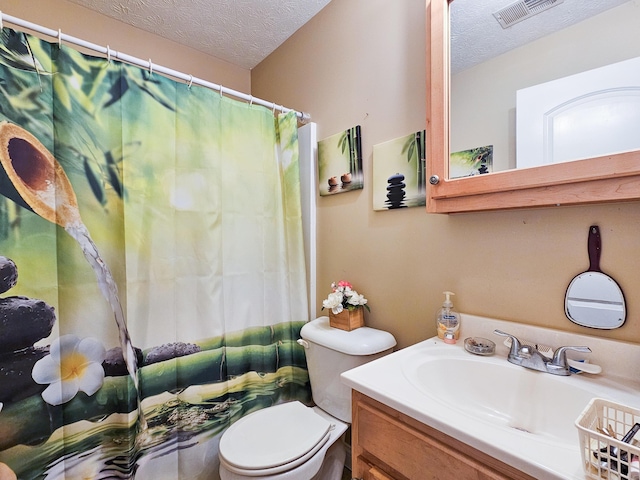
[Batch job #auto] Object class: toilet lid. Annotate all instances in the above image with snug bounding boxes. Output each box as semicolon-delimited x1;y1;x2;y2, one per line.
219;401;333;472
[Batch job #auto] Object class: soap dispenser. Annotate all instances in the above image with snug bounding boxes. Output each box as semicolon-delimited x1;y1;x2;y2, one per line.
436;291;460;344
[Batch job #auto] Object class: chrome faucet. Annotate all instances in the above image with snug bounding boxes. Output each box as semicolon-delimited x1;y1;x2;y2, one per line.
493;330;591;376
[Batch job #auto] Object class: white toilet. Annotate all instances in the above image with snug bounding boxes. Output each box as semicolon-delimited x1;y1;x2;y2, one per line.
218;316;396;480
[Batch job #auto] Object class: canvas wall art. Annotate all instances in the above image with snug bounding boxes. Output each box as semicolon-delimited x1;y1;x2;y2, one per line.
317;125;363;196
450;145;493;178
373;130;426;210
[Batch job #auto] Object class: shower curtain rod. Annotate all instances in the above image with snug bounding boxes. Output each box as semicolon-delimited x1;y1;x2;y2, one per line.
0;12;311;124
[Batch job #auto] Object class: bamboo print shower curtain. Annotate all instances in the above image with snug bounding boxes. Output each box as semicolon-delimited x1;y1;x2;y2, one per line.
0;27;310;479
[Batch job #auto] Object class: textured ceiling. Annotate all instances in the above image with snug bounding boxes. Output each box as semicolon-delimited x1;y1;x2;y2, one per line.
451;0;631;74
65;0;332;69
64;0;630;72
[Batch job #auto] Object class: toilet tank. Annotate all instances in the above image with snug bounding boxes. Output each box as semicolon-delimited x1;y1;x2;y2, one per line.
299;317;396;423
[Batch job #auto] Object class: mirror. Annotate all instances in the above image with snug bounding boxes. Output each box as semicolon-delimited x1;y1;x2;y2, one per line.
451;0;639;174
565;226;626;329
426;0;640;213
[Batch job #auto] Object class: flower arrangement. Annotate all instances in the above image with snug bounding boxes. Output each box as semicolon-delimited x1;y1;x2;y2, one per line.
322;280;370;314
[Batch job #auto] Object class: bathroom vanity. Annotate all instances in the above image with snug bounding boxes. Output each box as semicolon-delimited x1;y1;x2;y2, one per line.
341;314;640;479
351;390;533;479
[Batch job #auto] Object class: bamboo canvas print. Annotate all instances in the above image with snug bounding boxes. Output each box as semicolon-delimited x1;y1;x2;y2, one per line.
317;126;363;196
450;145;493;178
373;131;426;210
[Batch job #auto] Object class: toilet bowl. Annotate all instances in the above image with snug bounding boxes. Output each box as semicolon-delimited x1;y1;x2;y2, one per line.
218;317;396;480
219;402;347;480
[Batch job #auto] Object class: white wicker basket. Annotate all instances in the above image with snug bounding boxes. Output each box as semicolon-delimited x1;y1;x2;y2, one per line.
575;398;640;479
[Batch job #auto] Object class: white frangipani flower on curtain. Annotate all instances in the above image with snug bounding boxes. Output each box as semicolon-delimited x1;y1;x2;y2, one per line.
32;335;106;406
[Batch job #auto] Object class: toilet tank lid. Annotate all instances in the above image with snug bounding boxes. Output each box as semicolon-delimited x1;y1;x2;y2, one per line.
300;316;396;355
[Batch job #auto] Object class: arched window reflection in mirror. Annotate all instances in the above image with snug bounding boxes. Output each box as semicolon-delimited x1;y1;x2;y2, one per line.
426;0;640;213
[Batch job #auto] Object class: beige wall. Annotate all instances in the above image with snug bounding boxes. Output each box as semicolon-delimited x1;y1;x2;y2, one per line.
253;0;640;348
1;0;250;92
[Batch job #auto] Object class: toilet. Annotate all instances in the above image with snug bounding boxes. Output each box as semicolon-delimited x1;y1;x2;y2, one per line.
218;316;396;480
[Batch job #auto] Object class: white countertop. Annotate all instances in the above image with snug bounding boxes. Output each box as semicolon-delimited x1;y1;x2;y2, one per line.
341;314;640;479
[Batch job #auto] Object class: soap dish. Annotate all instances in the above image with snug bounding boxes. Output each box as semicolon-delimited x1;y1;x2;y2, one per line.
464;337;495;356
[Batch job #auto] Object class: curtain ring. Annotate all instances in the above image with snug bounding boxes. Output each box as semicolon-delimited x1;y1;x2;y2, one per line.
272;103;276;114
187;74;193;88
219;85;224;97
249;95;254;106
0;12;3;31
106;45;111;63
148;59;153;75
58;29;62;47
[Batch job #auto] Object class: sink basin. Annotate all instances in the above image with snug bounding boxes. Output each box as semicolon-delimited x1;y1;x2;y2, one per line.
341;314;640;480
402;345;613;446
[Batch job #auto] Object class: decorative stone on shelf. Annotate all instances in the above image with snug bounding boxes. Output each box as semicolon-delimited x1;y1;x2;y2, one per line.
329;308;364;331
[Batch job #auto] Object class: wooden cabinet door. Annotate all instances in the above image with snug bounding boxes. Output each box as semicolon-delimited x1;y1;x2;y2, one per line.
357;458;397;480
351;391;536;480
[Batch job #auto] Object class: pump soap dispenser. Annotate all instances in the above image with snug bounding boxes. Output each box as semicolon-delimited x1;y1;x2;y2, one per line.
436;291;460;344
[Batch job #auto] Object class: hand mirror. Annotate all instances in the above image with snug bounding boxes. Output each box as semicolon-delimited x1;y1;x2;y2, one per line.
565;225;626;329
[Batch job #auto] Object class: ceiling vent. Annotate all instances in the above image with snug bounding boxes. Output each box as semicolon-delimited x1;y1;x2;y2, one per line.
493;0;565;29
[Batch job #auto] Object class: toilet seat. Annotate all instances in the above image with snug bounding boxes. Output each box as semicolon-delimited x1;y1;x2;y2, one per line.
219;401;333;476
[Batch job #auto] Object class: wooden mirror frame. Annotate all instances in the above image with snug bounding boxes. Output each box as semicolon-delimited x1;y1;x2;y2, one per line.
426;0;640;214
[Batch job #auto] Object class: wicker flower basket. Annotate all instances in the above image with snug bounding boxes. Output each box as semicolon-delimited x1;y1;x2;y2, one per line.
329;308;365;331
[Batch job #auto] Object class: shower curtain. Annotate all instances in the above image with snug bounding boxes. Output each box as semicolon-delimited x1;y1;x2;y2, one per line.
0;27;311;479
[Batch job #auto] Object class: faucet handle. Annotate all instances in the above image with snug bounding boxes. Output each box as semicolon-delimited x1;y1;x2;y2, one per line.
550;345;591;369
493;330;521;358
